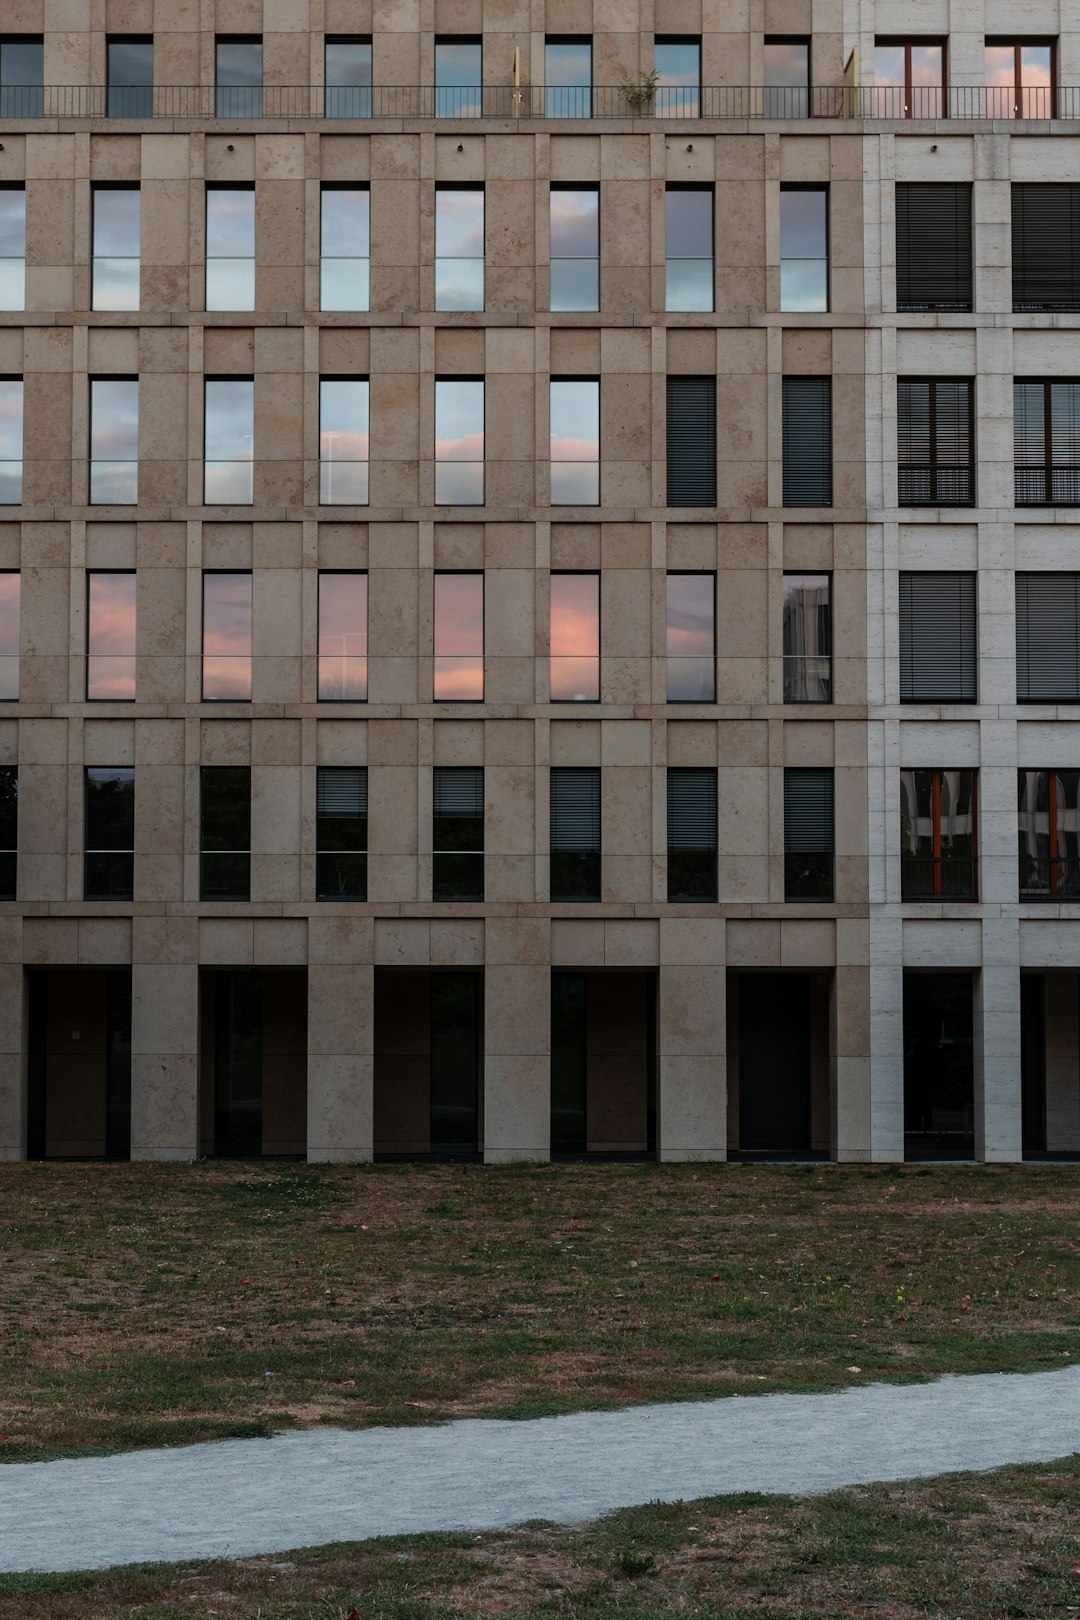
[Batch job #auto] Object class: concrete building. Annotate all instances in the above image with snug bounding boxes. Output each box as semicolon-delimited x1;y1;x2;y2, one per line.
0;0;1077;1166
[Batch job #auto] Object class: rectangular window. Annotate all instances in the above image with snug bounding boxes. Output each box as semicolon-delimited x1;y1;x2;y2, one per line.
550;378;599;505
0;378;22;505
666;573;715;702
763;38;809;117
654;37;700;118
900;769;978;900
1018;770;1080;899
318;571;367;701
316;767;367;900
92;186;140;312
1016;573;1080;702
1014;381;1080;506
0;765;16;898
321;186;369;311
433;767;484;901
0;571;17;700
202;572;252;701
200;766;250;901
215;37;262;118
434;573;484;700
435;377;484;505
206;187;255;312
873;39;945;118
897;379;974;506
550;185;599;312
84;767;134;901
550;766;600;901
895;184;971;312
204;378;254;505
325;37;371;119
667;768;717;901
545;37;591;119
986;40;1054;119
899;572;977;702
782;377;832;507
0;38;43;118
550;572;599;702
435;186;484;312
87;571;136;701
666;376;716;506
0;187;25;310
320;377;368;505
1012;185;1080;311
781;187;828;312
784;767;834;901
89;378;138;505
665;187;713;312
107;37;153;118
783;573;832;703
435;38;482;118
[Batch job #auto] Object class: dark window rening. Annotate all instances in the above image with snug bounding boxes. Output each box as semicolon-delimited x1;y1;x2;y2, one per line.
784;767;834;901
666;376;716;507
433;767;483;901
550;766;600;901
1012;185;1080;311
1014;381;1080;505
0;38;43;117
107;38;153;117
782;377;832;507
783;573;832;703
899;572;977;702
316;766;367;901
896;183;972;311
200;765;250;901
900;769;978;900
1016;572;1080;701
897;379;975;505
667;768;717;902
1018;769;1080;899
84;766;134;900
0;764;15;899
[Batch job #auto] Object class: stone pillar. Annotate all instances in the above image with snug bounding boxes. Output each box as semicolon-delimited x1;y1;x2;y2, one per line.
130;919;199;1161
0;918;23;1159
657;920;726;1160
307;917;373;1163
868;915;905;1160
834;925;872;1161
975;917;1022;1162
484;918;549;1163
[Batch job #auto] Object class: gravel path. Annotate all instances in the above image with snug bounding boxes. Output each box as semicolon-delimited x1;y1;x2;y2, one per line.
2;1365;1078;1573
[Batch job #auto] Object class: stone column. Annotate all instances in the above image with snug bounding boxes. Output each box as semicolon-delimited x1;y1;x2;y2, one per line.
484;918;549;1163
834;925;872;1161
868;914;905;1160
130;918;199;1161
307;917;373;1163
976;916;1022;1162
656;919;726;1160
0;918;23;1159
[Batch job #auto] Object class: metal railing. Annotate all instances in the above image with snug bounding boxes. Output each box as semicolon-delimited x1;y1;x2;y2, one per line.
901;856;978;901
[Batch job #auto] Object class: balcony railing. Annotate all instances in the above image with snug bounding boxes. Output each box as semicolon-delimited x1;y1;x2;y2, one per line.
2;83;1079;122
901;855;978;901
1019;856;1080;900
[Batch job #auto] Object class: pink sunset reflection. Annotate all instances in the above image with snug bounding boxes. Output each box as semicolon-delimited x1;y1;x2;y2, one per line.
434;573;483;700
318;572;367;700
0;572;18;699
203;572;252;700
87;572;136;699
550;573;599;700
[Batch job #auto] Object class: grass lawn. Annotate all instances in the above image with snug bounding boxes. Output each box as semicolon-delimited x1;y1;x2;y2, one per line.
1;1160;1078;1462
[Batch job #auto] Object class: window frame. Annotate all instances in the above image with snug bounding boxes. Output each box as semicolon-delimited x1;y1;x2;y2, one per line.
1014;379;1080;507
106;36;153;118
434;570;485;703
544;36;593;119
324;35;372;118
434;35;483;118
83;765;135;902
91;183;141;313
214;36;263;118
897;377;976;508
317;570;368;703
0;184;25;312
319;374;369;507
782;375;833;508
895;182;972;312
0;374;23;507
898;571;978;703
549;765;601;902
549;376;600;507
873;37;948;118
86;569;136;703
201;570;253;703
899;768;979;901
320;183;370;312
432;766;485;902
0;570;19;701
549;182;600;313
434;183;485;313
316;765;368;901
203;375;254;506
1018;769;1080;900
549;570;600;703
780;183;830;312
763;36;811;118
88;375;139;507
434;374;485;506
666;766;718;902
783;571;832;704
783;766;835;902
0;37;44;118
205;183;256;313
200;764;251;902
664;183;714;313
984;37;1056;119
666;375;717;507
653;36;701;119
665;571;716;704
0;763;16;899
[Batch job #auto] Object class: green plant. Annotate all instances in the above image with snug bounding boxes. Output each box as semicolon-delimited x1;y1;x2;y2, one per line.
621;69;660;108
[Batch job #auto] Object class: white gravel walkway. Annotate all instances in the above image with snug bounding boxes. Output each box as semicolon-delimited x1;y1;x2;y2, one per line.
2;1365;1078;1573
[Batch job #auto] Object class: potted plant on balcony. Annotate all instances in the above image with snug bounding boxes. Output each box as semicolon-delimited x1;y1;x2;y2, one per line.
621;68;661;110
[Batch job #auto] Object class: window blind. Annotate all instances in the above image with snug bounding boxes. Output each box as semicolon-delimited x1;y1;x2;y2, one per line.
783;377;832;507
896;184;972;311
666;376;717;506
1012;184;1080;311
550;767;600;851
899;572;977;701
666;768;717;850
316;766;367;818
1016;572;1080;701
897;379;974;505
434;767;484;818
783;768;835;852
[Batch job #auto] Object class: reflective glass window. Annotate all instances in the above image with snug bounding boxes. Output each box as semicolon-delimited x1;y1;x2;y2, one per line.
215;38;262;118
545;38;592;118
899;768;978;899
87;572;136;701
550;186;599;312
316;767;367;899
0;188;25;311
321;186;369;311
435;186;484;311
873;40;945;117
986;41;1053;118
318;572;367;701
0;379;23;505
206;187;255;312
204;378;254;505
665;187;713;312
202;573;252;701
320;378;369;505
89;378;138;506
0;39;43;118
435;378;484;505
666;574;715;702
550;379;599;505
654;38;700;118
0;573;19;700
92;187;140;311
325;37;371;118
781;187;828;312
763;39;809;117
84;767;134;901
783;573;832;702
434;573;484;700
200;766;250;900
550;572;599;702
435;39;482;117
107;38;153;117
433;767;484;901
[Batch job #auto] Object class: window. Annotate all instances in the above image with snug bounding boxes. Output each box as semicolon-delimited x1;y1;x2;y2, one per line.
0;187;24;310
320;377;368;505
1012;185;1080;311
783;574;832;702
316;767;367;900
435;38;482;118
325;37;371;118
215;38;262;118
654;37;700;118
0;572;17;700
763;38;809;117
784;768;834;901
986;40;1054;119
550;767;600;900
667;768;717;901
666;573;715;702
550;573;599;701
202;572;252;701
204;378;253;505
200;766;250;901
1016;573;1080;702
895;184;971;312
873;40;945;118
0;38;43;118
0;378;22;505
897;380;974;506
434;573;484;700
780;187;828;311
545;38;591;118
92;186;140;311
87;572;136;701
1018;770;1080;899
435;186;484;312
550;185;599;312
0;765;16;898
433;768;484;900
1014;382;1080;506
550;379;599;505
899;572;977;702
665;187;713;312
782;377;832;507
318;571;367;701
84;767;134;901
89;378;138;505
435;377;484;505
321;187;369;311
900;769;978;899
107;38;152;117
206;187;255;312
667;376;716;506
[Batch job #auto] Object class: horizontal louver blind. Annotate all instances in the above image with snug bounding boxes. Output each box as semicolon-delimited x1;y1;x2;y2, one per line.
550;767;600;851
1016;573;1080;700
897;379;974;505
1012;185;1080;311
896;184;972;310
899;572;977;701
667;376;717;507
667;768;717;850
317;766;366;818
784;768;834;853
783;377;832;507
434;767;484;818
